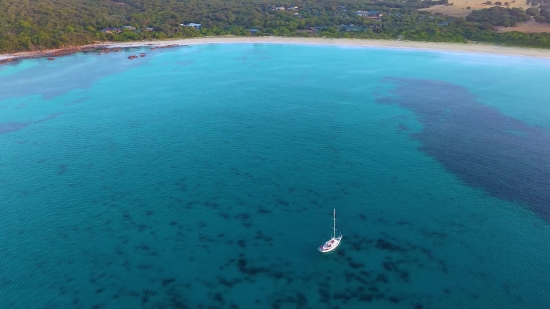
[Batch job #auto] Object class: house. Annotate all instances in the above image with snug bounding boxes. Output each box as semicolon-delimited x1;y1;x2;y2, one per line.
100;27;121;34
181;23;201;30
122;26;136;31
145;27;154;32
275;6;285;10
309;26;327;31
249;29;260;35
340;24;365;32
356;11;383;19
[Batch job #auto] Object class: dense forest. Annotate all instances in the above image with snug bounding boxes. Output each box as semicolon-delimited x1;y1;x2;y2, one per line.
525;4;550;23
466;7;531;26
1;0;550;53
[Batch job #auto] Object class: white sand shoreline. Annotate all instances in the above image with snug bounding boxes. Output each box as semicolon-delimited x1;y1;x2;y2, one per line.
2;37;550;62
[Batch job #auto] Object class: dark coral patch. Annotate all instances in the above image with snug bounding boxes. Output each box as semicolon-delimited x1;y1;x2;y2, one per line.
237;239;246;248
380;77;550;221
375;273;388;284
376;239;405;252
161;278;175;287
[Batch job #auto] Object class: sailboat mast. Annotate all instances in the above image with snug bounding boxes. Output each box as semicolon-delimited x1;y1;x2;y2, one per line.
333;209;336;239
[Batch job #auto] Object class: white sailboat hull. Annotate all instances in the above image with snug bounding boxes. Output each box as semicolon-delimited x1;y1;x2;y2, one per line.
318;236;342;253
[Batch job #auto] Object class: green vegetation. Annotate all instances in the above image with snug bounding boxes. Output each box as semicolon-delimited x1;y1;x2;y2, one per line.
525;5;550;23
527;0;547;6
466;7;530;26
1;0;550;53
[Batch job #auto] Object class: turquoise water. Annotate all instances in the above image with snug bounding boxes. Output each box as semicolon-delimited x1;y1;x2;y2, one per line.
0;44;549;308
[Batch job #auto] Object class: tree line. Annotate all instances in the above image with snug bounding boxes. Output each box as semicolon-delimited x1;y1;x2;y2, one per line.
1;0;550;53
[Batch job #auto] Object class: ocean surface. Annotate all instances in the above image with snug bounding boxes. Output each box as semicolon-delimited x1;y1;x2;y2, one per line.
0;43;549;309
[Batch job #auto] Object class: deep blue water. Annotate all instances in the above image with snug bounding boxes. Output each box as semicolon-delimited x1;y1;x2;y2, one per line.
0;44;549;308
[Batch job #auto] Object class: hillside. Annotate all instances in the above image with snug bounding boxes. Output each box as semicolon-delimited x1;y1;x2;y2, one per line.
1;0;550;53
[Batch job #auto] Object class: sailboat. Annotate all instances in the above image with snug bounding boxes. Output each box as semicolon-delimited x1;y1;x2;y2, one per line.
318;209;342;253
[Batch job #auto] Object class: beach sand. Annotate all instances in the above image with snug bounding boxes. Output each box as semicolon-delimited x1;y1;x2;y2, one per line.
2;37;550;62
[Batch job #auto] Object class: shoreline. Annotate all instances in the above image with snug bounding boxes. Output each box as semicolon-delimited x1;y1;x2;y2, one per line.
0;44;109;64
2;37;550;64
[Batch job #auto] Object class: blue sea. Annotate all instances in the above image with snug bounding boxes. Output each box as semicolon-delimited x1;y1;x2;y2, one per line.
0;43;549;309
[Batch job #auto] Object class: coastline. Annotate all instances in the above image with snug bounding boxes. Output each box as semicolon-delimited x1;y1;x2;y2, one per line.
0;44;109;64
2;37;550;64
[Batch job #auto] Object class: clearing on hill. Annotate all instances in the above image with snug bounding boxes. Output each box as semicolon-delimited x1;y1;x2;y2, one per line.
419;0;532;18
496;20;550;32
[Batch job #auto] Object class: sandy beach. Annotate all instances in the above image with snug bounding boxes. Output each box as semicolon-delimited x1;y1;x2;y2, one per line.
2;37;550;63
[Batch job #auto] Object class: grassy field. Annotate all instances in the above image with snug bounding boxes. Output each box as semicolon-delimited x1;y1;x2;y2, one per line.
496;20;550;32
419;5;474;17
419;0;533;18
